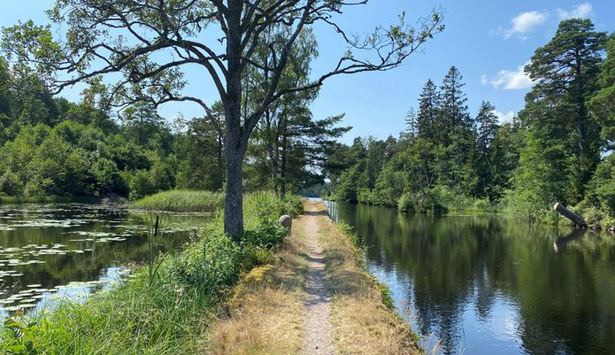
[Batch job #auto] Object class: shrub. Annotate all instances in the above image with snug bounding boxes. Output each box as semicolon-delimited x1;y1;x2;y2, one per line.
168;232;241;294
92;158;128;196
242;219;286;250
127;170;156;200
397;193;415;213
473;198;492;211
0;171;23;196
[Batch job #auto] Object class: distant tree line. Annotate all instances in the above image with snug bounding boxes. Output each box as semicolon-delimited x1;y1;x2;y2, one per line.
326;19;615;225
0;56;346;201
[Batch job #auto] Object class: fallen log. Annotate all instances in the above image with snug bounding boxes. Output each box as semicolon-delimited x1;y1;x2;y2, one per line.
553;203;588;228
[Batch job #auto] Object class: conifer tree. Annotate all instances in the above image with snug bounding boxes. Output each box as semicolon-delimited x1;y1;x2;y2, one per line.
515;19;607;207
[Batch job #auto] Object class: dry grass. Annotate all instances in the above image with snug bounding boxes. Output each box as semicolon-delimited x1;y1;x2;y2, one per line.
206;201;420;355
205;216;311;355
313;202;421;355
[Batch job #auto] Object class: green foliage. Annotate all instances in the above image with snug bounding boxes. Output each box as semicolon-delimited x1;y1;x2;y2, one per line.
589;33;615;147
0;192;295;354
330;67;517;214
168;232;241;295
506;20;607;220
133;190;224;213
397;193;415;213
241;219;286;250
126;170;156;201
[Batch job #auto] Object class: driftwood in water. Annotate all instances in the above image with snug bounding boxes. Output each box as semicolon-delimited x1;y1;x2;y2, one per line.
553;203;588;228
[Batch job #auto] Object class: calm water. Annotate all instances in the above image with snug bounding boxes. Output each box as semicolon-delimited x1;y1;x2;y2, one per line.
326;201;615;355
0;203;210;316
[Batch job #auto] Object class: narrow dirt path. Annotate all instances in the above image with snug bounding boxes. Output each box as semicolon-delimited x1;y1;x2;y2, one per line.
300;202;335;355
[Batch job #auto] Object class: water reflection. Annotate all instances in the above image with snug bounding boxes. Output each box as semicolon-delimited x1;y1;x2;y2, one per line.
0;203;209;315
326;201;615;355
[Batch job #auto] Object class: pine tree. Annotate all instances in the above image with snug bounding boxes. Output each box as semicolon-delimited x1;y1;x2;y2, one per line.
440;66;472;134
517;19;607;206
589;33;615;149
439;66;475;191
474;101;500;198
416;79;442;143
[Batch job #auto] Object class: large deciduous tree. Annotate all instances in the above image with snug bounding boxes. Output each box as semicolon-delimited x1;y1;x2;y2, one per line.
1;1;443;238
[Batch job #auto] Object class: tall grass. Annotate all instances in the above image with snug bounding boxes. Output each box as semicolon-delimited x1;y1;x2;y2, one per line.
133;190;224;212
0;192;301;354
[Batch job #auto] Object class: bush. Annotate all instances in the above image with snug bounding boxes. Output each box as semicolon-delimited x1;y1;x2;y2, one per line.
397;193;415;213
473;198;492;211
168;232;241;294
92;158;128;196
243;192;302;224
127;170;156;200
0;171;23;196
242;219;286;250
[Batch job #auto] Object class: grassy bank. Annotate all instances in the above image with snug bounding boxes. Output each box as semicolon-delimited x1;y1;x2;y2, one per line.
208;200;420;354
132;190;224;212
0;192;302;354
315;202;420;354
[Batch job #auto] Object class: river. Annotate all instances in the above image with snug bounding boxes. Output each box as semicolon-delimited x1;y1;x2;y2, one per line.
325;201;615;355
0;203;210;317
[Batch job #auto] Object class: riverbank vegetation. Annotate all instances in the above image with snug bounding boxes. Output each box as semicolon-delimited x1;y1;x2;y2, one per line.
316;202;420;354
133;190;224;213
0;192;301;354
326;20;615;227
207;200;419;354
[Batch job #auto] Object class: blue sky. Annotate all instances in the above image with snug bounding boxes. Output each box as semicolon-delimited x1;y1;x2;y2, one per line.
1;1;614;144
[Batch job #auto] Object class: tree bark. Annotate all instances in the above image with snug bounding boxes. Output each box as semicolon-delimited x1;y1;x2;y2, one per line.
280;113;288;199
224;0;245;240
224;131;244;239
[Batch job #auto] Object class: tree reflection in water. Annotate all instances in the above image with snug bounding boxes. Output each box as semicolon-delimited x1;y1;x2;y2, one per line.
326;201;615;355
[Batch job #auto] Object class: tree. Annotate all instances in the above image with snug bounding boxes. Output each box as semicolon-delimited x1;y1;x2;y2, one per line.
589;33;615;149
439;66;474;191
416;79;441;143
474;101;499;198
176;111;226;191
2;1;444;238
440;66;472;133
519;19;607;204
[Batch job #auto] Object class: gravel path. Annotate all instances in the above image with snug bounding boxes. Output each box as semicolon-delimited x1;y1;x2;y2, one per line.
300;203;335;355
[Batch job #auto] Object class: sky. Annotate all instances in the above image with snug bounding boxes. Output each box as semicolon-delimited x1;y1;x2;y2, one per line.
1;0;614;144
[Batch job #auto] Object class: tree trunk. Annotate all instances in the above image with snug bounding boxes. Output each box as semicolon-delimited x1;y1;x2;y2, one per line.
553;203;588;228
224;131;244;240
224;0;245;240
280;114;288;199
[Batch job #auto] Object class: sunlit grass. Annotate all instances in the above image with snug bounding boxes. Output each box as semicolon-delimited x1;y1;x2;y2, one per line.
133;190;224;212
0;192;302;354
315;202;422;354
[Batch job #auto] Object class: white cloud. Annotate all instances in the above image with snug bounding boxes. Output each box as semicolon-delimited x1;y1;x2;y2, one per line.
481;62;534;90
495;11;549;39
557;3;593;19
493;110;515;124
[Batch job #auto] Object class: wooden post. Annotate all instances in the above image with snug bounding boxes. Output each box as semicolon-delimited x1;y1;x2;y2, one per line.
553;203;588;228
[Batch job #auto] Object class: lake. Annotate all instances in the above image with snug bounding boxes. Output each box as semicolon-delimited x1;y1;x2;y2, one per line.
0;203;210;316
325;201;615;355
